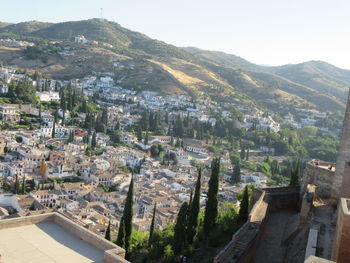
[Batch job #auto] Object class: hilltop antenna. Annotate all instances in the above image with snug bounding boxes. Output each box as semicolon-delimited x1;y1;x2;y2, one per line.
100;8;104;21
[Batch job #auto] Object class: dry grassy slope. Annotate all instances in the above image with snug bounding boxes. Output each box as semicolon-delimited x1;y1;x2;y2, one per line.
185;47;349;112
150;57;239;99
0;43;187;94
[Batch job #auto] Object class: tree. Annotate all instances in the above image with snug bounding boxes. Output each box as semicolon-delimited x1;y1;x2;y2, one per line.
240;144;245;160
290;160;301;186
91;132;97;150
101;108;108;127
38;103;42;119
8;78;38;104
231;160;241;184
148;202;157;246
141;111;149;131
52;117;56;138
62;100;66;126
116;218;125;249
105;221;111;241
14;174;19;194
238;186;249;223
204;157;220;235
137;126;143;141
68;130;74;143
21;175;26;194
144;132;149;145
187;168;201;244
173;202;189;254
117;176;134;259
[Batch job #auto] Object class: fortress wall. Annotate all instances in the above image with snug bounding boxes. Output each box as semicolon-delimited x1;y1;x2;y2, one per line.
214;189;268;263
262;186;300;210
215;186;301;263
303;163;336;199
332;198;350;263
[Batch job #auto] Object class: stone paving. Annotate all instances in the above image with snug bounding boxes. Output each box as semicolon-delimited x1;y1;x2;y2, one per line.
0;221;105;263
253;210;299;263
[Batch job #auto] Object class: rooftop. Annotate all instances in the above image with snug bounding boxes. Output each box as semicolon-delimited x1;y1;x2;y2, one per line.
0;222;104;263
0;213;127;263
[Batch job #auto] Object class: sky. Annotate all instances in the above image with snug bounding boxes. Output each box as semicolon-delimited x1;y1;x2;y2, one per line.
1;0;350;69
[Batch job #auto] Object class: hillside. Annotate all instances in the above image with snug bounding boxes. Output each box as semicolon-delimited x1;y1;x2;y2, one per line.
185;47;348;112
0;19;348;114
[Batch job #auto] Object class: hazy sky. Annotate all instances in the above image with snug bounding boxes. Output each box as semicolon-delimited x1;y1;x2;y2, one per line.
1;0;350;69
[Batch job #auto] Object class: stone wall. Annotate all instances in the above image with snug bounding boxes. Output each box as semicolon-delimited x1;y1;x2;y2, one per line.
214;189;268;263
214;186;300;263
303;163;336;199
332;198;350;263
0;213;53;230
52;213;126;260
262;186;300;210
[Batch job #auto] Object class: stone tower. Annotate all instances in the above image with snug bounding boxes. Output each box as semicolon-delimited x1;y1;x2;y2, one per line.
334;89;350;199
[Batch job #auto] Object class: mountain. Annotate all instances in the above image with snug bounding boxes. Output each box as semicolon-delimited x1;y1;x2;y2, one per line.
0;19;348;114
269;61;350;101
183;47;260;71
184;47;348;112
2;21;52;34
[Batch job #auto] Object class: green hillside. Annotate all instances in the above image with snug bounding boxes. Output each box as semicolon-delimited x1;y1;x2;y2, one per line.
0;19;348;114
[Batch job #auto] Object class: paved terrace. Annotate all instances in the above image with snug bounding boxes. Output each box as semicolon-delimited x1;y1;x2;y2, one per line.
0;222;104;263
0;213;128;263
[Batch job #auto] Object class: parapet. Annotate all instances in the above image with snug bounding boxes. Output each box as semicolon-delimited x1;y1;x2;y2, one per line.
302;161;336;199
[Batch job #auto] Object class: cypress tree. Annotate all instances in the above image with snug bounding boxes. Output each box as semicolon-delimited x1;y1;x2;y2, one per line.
105;221;111;241
173;202;189;254
91;132;97;150
240;144;245;160
144;132;148;145
39;103;42;119
231;160;241;184
238;186;249;223
60;89;65;109
62;100;66;126
54;110;58;124
101;108;108;127
137;126;143;141
51;120;56;138
148;202;157;246
115;120;120;131
290;160;301;186
203;158;220;235
116;218;125;248
14;175;19;194
21;175;26;194
187;168;201;244
82;99;87;113
118;176;134;259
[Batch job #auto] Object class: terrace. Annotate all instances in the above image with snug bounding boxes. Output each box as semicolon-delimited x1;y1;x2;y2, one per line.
0;213;128;263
